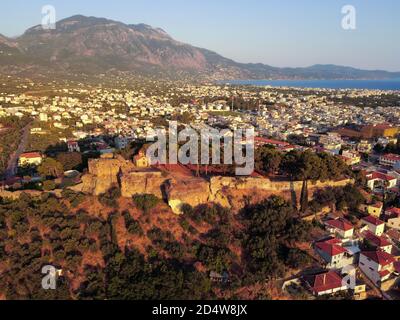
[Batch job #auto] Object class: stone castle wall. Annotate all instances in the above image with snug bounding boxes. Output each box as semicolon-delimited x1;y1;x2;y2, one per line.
1;157;353;215
80;158;354;214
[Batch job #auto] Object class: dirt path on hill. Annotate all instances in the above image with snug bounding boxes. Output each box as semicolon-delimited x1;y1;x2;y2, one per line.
4;123;31;179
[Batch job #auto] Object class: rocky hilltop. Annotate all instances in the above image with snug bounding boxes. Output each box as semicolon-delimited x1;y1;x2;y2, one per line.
74;157;353;214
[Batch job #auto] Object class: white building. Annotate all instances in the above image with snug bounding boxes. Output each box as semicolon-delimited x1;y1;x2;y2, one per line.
315;238;354;269
67;140;80;153
384;207;400;231
325;218;354;239
39;113;48;122
361;216;386;236
304;271;348;296
379;154;400;169
366;172;397;191
18;152;43;167
359;251;396;287
362;231;393;254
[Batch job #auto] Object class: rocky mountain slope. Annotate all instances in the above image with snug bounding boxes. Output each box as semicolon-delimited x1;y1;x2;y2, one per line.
1;15;399;80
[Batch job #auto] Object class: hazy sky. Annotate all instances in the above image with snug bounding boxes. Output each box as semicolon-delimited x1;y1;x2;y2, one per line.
1;0;399;71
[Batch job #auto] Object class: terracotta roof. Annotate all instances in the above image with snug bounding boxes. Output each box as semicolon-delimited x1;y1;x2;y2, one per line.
281;145;296;150
304;271;344;294
316;240;346;257
133;154;146;161
324;238;343;245
362;215;385;226
386;229;400;242
361;251;395;266
254;137;289;146
381;154;400;162
20;152;42;159
379;270;391;278
386;207;400;218
367;172;396;181
374;124;393;129
369;202;383;209
326;218;354;232
363;231;392;248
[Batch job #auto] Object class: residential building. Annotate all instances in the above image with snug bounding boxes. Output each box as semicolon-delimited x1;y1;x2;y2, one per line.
325;218;354;239
387;229;400;245
362;231;393;254
254;137;294;152
357;140;372;153
39;113;48;122
359;251;396;287
366;172;397;191
341;150;361;165
380;154;400;169
18;152;43;167
133;151;150;168
359;202;383;218
384;207;400;231
315;238;353;269
361;216;386;236
67;140;80;153
304;271;348;297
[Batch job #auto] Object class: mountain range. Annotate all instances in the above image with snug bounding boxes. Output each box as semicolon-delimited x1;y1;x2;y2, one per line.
1;15;399;81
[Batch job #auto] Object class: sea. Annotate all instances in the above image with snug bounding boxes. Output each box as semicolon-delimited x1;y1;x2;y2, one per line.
218;79;400;91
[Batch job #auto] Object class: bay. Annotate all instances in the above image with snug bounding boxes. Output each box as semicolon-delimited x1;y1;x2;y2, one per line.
219;79;400;91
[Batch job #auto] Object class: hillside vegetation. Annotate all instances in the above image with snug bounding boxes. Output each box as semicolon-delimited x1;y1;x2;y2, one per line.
0;190;312;300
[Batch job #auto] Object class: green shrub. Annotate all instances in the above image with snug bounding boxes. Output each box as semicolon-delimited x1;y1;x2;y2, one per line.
61;189;86;208
122;211;143;236
132;194;160;214
99;187;121;208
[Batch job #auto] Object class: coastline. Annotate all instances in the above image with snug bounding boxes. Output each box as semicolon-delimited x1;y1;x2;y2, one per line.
217;79;400;91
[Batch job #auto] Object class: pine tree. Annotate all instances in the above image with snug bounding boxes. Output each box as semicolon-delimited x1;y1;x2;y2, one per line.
300;180;309;214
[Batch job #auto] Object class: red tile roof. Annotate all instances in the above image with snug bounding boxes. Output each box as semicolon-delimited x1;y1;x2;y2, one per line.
379;270;391;278
369;202;383;209
381;154;400;162
367;172;396;181
20;152;42;159
363;231;392;248
133;153;147;161
362;251;395;266
254;137;289;147
386;207;400;218
304;271;344;294
374;124;393;129
386;229;400;242
362;215;385;226
326;218;354;232
316;240;346;257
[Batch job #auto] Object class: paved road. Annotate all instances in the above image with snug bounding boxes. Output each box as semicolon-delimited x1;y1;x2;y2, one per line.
4;124;31;180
